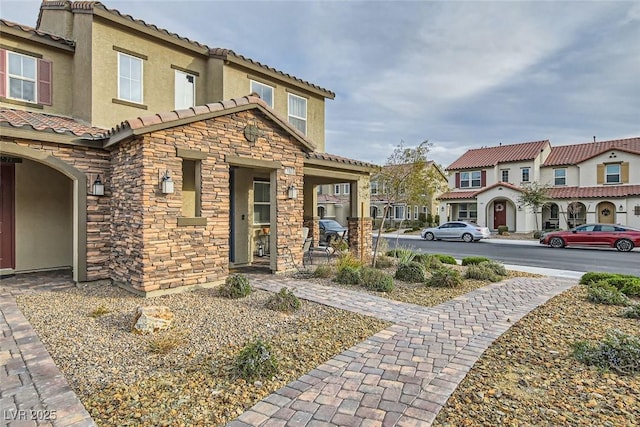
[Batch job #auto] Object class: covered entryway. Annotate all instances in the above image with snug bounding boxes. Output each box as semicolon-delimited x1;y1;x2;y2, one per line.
0;162;15;271
493;200;507;228
597;201;616;224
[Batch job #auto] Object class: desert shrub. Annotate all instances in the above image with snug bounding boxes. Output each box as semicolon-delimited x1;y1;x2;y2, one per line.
533;231;542;239
497;225;509;235
335;266;362;285
580;272;626;285
587;281;630;306
147;333;183;355
386;248;413;259
404;227;421;233
312;264;334;278
265;288;301;313
335;252;362;273
434;254;457;265
361;267;394;292
422;254;443;270
481;260;508;277
622;304;640;319
465;264;500;282
374;255;395;269
395;262;426;283
607;277;640;296
572;329;640;375
232;338;279;381
384;227;398;233
89;305;110;318
219;274;252;299
461;256;491;266
427;267;463;288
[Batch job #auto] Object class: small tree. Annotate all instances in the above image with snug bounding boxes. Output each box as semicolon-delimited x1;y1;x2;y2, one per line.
372;140;434;267
517;182;550;232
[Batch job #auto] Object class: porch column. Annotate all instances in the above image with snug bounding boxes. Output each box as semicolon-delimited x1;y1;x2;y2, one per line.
347;217;373;263
303;181;320;244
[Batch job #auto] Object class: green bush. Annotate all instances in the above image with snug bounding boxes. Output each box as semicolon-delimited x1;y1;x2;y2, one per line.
434;254;457;265
373;255;395;269
422;254;443;270
481;260;508;277
461;256;491;266
580;272;627;285
497;225;509;235
395;262;426;283
622;304;640;319
587;281;630;306
465;264;500;282
232;338;279;380
336;252;362;273
312;264;334;278
427;267;463;288
607;277;640;297
533;231;542;239
335;266;362;285
361;267;394;292
265;288;301;313
572;329;640;375
219;274;252;299
386;249;413;259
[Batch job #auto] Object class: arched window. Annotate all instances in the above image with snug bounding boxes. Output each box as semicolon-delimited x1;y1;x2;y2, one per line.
317;206;325;219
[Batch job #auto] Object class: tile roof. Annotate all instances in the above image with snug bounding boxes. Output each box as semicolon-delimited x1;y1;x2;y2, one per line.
543;137;640;166
439;181;523;200
446;140;549;171
306;152;376;168
0;19;76;48
0;108;107;138
547;185;640;199
37;2;333;97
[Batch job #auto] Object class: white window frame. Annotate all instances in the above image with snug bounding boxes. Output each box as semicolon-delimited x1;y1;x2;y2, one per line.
343;184;350;195
458;203;478;220
521;167;530;183
250;80;274;108
394;205;405;220
460;171;481;188
253;181;271;225
371;181;379;195
554;168;566;186
174;70;195;110
414;206;419;220
501;169;509;183
288;93;307;135
605;164;621;184
334;184;340;195
118;52;143;104
7;51;37;103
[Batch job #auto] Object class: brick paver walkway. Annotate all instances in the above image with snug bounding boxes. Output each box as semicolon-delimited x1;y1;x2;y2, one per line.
229;275;577;426
1;272;95;427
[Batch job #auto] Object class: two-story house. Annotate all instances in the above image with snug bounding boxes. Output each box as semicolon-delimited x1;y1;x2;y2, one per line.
0;1;374;296
439;137;640;232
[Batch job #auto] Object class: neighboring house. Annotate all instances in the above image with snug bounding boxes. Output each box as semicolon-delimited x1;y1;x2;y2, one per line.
369;161;448;228
0;1;374;296
439;138;640;232
316;182;352;225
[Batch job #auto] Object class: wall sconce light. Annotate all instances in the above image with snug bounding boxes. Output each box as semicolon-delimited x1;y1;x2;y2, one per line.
160;170;174;194
287;184;298;200
518;205;522;211
441;205;445;212
619;204;624;211
91;174;105;196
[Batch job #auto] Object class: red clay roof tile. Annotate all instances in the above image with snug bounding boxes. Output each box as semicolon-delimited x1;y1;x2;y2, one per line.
547;185;640;199
1;19;76;48
0;108;106;137
543;137;640;166
438;190;478;200
446;140;549;170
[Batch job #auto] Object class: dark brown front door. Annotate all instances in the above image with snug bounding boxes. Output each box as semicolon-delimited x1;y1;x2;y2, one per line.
0;163;15;269
493;200;506;229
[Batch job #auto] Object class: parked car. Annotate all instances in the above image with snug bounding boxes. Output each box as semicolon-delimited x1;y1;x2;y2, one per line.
319;219;348;245
539;223;640;252
421;221;491;242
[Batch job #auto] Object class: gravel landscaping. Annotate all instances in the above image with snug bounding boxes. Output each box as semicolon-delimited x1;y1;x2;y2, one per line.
434;284;640;426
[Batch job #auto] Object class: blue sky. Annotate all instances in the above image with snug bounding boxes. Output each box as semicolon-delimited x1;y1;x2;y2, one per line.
1;0;638;167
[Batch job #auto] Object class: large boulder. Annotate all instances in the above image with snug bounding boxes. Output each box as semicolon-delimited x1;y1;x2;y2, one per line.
132;306;174;334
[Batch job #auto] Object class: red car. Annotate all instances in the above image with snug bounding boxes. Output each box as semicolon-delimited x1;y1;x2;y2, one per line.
540;223;640;252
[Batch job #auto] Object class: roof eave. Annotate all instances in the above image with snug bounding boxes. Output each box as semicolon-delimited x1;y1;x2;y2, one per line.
0;22;75;52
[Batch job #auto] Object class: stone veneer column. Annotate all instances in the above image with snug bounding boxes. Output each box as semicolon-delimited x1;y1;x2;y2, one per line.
347;216;372;263
303;216;320;246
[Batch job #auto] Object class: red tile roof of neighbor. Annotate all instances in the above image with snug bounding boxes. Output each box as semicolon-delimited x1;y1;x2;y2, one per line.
36;2;334;97
0;109;107;137
547;185;640;199
438;181;523;200
0;19;76;47
446;140;549;171
543;137;640;166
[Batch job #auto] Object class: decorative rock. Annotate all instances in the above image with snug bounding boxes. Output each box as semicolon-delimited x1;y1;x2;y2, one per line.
132;306;174;334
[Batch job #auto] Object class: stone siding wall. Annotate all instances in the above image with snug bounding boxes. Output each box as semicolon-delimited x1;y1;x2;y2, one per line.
347;217;373;263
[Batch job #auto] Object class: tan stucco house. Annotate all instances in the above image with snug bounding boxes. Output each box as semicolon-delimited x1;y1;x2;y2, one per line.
440;138;640;232
0;1;373;295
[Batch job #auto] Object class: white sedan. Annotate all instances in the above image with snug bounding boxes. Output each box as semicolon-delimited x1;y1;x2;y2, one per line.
421;221;491;242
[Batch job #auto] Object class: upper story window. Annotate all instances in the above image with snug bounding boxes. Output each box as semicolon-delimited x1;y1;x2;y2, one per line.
0;50;52;105
343;184;350;195
371;181;379;195
554;168;566;186
175;70;195;110
501;169;509;183
334;184;340;195
317;185;323;195
460;171;481;188
118;52;143;103
288;93;307;135
250;80;273;108
521;167;530;182
605;164;621;184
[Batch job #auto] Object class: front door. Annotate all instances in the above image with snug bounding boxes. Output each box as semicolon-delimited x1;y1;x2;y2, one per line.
493;201;506;229
597;202;616;224
0;163;15;269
